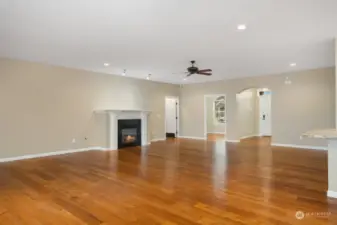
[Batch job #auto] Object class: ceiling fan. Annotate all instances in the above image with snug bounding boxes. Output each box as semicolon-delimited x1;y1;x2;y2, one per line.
185;60;212;77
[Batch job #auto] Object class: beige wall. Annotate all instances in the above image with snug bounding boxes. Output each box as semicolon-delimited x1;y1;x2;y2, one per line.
0;58;179;158
236;88;259;138
335;38;337;128
206;96;226;134
180;67;335;147
1;58;335;158
332;38;337;192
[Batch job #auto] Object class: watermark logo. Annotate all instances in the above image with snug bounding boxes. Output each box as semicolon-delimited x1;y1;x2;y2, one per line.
295;211;305;220
295;211;331;220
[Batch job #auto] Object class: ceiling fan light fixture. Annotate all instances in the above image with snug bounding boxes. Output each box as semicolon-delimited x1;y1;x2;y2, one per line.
104;63;110;67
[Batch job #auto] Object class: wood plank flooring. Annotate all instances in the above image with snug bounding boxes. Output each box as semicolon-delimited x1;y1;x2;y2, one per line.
207;133;225;141
0;137;337;224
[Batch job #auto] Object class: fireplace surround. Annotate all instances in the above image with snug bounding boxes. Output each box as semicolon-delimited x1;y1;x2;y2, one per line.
94;109;150;150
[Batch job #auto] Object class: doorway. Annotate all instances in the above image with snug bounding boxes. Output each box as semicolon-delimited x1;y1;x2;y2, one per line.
236;88;272;140
258;89;272;136
165;96;179;138
204;94;226;140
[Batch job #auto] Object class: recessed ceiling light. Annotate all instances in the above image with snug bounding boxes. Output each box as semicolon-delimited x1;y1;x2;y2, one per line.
104;63;110;67
237;24;247;30
290;63;297;67
183;78;187;81
146;74;151;80
122;69;126;76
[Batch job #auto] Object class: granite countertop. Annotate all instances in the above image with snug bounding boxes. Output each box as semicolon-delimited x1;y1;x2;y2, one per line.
302;129;337;139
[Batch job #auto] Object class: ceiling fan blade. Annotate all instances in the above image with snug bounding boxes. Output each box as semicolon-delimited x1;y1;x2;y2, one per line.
198;69;212;73
186;73;193;77
197;72;212;76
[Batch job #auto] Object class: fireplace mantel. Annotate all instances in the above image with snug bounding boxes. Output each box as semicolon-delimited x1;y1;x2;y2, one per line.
95;109;151;150
95;109;151;114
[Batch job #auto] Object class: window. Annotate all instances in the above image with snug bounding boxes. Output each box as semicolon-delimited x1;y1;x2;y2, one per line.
214;96;226;123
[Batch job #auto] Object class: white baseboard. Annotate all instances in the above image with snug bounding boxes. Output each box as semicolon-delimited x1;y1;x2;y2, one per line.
207;132;225;135
151;138;166;142
93;147;115;151
271;143;327;151
240;134;259;140
226;140;240;143
178;136;206;140
0;146;107;162
327;190;337;198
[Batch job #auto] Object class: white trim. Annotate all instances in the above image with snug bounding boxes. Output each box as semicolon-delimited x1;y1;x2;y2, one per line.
151;138;166;142
96;110;150;149
178;136;206;140
271;143;327;151
94;109;151;113
240;134;259;140
204;94;227;140
207;132;226;135
226;140;240;143
0;147;109;163
165;96;180;137
93;147;114;151
327;190;337;198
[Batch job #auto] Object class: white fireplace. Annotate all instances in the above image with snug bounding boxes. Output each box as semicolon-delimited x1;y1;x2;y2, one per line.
95;109;151;150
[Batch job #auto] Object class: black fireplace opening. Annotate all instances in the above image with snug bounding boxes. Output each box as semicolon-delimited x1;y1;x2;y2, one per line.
118;119;141;149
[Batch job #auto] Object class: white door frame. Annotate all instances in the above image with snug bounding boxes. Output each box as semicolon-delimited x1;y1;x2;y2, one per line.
204;94;227;139
165;96;180;137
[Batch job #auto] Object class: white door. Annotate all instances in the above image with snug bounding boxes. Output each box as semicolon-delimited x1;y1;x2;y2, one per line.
165;97;179;136
259;91;271;136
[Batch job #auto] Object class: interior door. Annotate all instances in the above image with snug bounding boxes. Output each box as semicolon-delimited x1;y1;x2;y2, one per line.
259;91;271;136
165;97;178;137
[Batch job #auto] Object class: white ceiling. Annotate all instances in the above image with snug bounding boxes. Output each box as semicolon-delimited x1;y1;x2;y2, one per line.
0;0;336;84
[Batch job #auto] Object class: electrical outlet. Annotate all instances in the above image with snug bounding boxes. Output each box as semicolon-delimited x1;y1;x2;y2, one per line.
72;138;76;143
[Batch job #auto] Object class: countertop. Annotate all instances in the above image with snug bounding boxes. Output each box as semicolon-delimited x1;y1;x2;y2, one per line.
302;129;337;139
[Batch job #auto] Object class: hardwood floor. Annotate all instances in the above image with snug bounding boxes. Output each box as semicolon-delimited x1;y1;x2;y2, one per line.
0;137;337;224
207;133;225;141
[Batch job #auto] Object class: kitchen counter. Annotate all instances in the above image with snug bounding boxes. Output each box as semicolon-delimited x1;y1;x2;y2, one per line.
302;129;337;139
302;128;337;199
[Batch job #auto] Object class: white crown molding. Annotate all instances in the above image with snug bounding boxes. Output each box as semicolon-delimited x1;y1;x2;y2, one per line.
271;143;327;151
327;190;337;198
0;147;110;162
